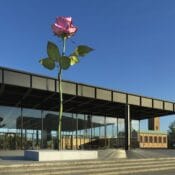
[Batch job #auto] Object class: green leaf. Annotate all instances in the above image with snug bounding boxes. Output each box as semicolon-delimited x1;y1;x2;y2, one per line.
39;58;55;70
47;41;60;62
69;55;79;66
74;45;94;57
60;56;70;70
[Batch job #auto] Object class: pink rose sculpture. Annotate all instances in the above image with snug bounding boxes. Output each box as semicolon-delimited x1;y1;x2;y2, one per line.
39;16;93;150
52;16;78;38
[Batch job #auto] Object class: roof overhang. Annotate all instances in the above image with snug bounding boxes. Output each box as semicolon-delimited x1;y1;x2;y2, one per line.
0;66;175;120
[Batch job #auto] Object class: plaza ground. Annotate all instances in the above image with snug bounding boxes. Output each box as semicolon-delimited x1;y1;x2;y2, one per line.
1;149;175;162
1;149;175;174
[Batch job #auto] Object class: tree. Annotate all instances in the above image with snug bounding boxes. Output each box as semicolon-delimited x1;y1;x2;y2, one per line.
168;120;175;148
0;117;5;128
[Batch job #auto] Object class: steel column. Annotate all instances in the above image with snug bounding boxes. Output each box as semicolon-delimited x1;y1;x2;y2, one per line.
125;104;131;150
20;106;23;149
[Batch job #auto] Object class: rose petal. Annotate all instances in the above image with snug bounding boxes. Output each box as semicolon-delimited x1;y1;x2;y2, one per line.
68;26;78;35
56;17;71;29
55;23;67;31
52;24;64;35
64;17;72;24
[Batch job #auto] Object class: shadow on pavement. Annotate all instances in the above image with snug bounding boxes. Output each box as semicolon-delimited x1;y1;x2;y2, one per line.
0;156;25;160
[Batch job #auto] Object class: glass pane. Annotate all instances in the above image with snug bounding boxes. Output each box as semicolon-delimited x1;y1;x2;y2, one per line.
77;114;85;149
117;118;125;148
106;117;117;148
0;105;21;150
84;114;91;149
42;110;58;149
131;120;139;148
91;115;105;149
22;108;41;149
62;112;74;150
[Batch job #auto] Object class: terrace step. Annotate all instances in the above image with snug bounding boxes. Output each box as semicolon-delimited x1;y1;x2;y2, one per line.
1;158;175;175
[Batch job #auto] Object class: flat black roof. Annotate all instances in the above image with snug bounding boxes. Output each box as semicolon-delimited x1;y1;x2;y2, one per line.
0;66;175;120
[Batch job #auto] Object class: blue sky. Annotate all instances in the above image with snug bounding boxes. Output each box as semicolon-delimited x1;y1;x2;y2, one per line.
0;0;175;131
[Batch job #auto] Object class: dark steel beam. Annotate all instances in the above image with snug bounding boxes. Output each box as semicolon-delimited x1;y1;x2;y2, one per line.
63;96;77;105
32;92;57;109
76;99;95;107
15;88;32;107
51;98;95;113
84;101;112;112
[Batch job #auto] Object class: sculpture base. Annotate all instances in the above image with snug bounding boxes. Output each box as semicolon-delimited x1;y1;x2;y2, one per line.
24;150;98;161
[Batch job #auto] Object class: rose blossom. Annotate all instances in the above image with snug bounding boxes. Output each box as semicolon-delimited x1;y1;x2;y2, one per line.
52;16;78;38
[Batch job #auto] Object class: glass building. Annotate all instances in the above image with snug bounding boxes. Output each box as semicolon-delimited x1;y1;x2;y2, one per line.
0;67;174;150
0;106;128;150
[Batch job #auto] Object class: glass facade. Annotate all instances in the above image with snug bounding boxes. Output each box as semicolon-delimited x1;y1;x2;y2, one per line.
0;105;139;150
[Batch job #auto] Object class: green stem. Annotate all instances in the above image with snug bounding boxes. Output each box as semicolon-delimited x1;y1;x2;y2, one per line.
58;68;62;150
58;37;67;150
62;37;66;56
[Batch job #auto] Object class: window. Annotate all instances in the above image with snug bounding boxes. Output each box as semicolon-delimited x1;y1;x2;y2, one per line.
154;136;157;143
149;136;153;143
144;136;148;142
159;136;162;143
163;137;167;143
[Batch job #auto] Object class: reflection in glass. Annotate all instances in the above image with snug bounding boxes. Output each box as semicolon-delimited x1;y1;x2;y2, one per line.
131;120;139;148
0;106;20;149
106;117;117;148
42;110;58;149
117;118;125;148
0;105;128;150
22;108;42;149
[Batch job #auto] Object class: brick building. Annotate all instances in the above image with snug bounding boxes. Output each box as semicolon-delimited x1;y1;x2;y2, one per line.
139;117;167;148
